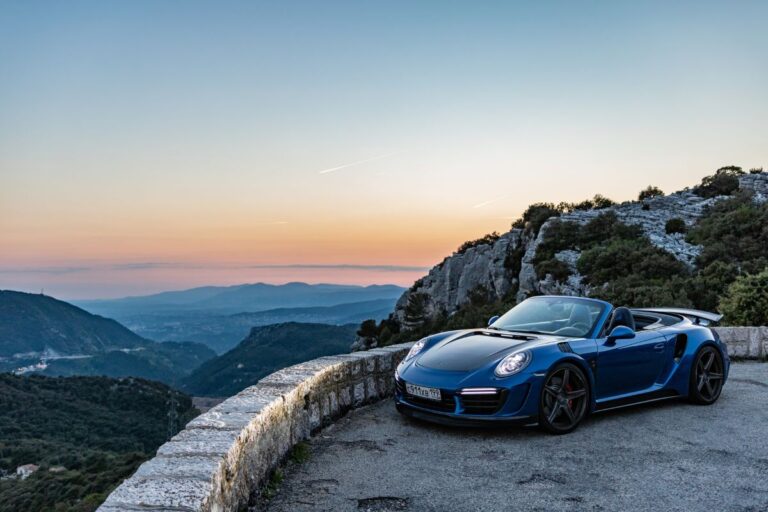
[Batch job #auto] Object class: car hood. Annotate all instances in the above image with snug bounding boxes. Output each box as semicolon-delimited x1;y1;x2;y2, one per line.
416;330;569;372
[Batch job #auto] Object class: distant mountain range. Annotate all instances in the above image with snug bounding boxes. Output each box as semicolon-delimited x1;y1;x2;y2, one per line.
182;322;357;397
0;290;215;384
76;282;405;317
119;298;396;354
74;282;404;353
0;286;390;390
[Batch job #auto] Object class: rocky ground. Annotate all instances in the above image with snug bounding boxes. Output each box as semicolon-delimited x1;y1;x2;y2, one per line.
266;363;768;512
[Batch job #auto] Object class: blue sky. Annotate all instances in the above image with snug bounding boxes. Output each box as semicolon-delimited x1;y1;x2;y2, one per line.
1;1;767;298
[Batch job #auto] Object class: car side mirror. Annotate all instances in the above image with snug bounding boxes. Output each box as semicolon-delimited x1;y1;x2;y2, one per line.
607;325;635;344
488;315;499;327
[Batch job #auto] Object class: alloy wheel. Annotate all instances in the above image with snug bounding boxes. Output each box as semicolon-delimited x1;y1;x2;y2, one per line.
692;347;724;403
540;364;589;434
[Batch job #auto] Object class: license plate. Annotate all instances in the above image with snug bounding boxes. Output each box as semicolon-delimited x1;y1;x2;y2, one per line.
405;383;442;401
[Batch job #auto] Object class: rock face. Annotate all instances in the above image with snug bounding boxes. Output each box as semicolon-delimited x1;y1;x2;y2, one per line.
740;172;768;203
375;172;768;336
391;230;522;325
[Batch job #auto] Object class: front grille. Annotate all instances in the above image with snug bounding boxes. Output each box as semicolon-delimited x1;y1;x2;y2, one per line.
459;390;507;415
398;379;508;415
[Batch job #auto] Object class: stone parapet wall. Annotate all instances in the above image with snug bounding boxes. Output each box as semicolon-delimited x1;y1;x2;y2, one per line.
713;326;768;360
98;342;415;512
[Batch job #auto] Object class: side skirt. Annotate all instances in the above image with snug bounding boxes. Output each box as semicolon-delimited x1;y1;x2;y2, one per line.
594;389;680;413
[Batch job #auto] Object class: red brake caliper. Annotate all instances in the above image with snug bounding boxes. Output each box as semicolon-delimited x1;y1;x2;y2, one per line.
565;383;573;409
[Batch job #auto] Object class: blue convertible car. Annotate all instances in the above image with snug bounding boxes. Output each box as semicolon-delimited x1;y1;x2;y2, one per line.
394;296;729;434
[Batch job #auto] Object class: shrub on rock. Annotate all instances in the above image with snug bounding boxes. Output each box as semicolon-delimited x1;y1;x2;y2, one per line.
665;217;687;234
694;166;744;198
638;185;664;201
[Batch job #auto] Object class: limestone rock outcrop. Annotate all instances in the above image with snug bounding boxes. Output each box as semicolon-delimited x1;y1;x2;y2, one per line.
376;172;768;338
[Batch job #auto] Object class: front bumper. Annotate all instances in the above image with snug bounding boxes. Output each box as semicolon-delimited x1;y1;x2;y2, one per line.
393;371;540;426
395;401;536;427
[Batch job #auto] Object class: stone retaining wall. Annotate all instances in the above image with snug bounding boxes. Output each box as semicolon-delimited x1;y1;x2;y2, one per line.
713;326;768;360
97;342;415;512
99;327;766;512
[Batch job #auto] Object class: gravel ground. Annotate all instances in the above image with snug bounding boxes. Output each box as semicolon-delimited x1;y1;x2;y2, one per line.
266;363;768;512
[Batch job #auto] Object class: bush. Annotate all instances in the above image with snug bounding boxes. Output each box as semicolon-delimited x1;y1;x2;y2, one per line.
591;194;616;209
589;276;693;308
577;239;688;285
749;167;764;174
456;232;501;254
719;268;768;326
687;191;768;272
694;166;744;198
533;212;643;283
535;258;572;282
638;186;664;201
512;203;562;234
665;217;687;234
684;261;740;313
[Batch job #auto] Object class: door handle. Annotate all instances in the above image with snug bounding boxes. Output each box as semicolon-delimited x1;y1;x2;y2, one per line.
653;342;665;351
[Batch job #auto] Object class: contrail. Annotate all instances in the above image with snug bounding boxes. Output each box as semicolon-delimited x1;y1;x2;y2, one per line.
318;152;400;175
472;197;506;209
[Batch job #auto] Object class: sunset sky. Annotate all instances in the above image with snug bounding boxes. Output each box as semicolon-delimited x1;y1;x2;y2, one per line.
2;1;767;299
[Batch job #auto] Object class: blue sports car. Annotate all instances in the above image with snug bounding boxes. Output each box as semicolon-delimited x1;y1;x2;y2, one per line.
394;295;729;434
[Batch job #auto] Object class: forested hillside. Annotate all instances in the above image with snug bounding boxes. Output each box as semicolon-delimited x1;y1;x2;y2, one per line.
0;291;146;357
0;291;216;384
0;375;198;512
183;322;357;397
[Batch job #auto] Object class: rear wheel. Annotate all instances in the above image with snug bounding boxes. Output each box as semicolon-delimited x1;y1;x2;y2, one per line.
689;346;724;405
538;363;589;435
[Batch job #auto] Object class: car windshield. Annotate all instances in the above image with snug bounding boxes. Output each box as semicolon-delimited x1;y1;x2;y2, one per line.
491;297;605;337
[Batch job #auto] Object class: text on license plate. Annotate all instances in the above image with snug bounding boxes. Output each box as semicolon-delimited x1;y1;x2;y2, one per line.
405;383;442;401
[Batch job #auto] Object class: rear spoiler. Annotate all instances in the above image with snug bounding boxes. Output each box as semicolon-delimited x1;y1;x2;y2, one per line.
637;308;723;326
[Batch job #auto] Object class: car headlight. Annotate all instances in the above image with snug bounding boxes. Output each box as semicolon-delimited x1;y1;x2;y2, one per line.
494;351;532;377
405;338;427;361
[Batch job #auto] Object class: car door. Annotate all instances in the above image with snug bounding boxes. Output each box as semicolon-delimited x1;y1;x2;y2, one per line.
595;330;668;399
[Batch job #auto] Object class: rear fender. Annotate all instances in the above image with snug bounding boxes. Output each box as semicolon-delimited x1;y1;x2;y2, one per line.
669;335;728;396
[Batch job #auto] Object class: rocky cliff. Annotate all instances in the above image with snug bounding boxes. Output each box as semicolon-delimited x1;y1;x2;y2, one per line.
353;170;768;350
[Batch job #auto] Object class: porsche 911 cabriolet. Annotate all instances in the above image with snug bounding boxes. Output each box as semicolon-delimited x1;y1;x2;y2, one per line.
394;295;729;434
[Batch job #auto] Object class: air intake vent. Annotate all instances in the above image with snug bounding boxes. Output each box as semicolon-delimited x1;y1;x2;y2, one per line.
674;334;687;361
558;342;573;353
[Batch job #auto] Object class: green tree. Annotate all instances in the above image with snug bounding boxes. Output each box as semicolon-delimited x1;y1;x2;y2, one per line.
512;203;562;234
638;186;664;201
694;166;744;198
665;217;686;234
719;269;768;326
403;293;429;329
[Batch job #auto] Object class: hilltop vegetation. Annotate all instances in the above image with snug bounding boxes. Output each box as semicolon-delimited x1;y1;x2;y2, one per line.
0;374;197;512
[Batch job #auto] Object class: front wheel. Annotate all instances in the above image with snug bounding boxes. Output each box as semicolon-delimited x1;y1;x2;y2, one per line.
688;346;725;405
538;362;590;435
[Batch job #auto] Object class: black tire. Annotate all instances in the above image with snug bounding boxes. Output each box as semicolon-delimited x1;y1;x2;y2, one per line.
688;345;725;405
538;362;590;435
